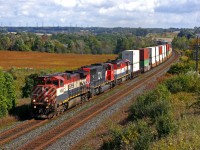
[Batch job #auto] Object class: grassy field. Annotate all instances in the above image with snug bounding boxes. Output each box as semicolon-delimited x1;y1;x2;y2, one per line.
0;51;117;71
0;51;117;127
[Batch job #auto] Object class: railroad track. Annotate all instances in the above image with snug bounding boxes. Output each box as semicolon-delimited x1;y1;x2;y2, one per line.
18;51;179;150
0;119;48;146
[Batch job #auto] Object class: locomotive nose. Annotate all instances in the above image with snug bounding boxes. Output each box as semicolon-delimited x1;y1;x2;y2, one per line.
31;85;56;103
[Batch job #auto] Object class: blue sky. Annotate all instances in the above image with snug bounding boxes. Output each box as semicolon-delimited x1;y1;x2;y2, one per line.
0;0;199;28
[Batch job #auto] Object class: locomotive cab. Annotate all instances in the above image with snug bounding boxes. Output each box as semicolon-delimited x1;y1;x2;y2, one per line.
105;63;114;81
31;76;60;118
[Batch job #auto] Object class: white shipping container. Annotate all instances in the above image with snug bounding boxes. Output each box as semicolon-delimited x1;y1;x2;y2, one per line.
150;56;156;64
156;55;159;62
122;50;140;64
132;62;140;72
162;45;165;58
148;47;156;57
159;54;163;62
155;46;159;56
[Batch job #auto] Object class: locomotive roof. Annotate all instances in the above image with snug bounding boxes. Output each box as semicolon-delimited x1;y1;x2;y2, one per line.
39;75;65;81
107;59;126;64
82;63;107;69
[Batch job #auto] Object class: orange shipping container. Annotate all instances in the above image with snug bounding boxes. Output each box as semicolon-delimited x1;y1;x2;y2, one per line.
139;48;149;60
159;46;162;55
166;44;170;51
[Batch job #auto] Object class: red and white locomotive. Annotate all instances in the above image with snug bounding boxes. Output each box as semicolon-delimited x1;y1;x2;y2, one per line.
31;44;172;118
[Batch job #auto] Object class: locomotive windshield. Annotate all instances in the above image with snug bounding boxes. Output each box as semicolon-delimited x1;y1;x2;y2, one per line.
52;80;59;87
45;79;59;87
37;78;45;85
46;79;62;88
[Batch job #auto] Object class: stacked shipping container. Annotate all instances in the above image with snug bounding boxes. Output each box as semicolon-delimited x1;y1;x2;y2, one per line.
166;44;172;58
122;44;172;76
139;48;150;72
163;45;167;61
159;46;163;63
155;46;160;65
122;50;140;77
148;47;156;68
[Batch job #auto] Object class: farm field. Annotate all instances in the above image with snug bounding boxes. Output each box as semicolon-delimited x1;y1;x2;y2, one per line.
0;51;117;70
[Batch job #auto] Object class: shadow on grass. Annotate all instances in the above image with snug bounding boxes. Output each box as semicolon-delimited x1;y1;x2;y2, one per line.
10;104;33;121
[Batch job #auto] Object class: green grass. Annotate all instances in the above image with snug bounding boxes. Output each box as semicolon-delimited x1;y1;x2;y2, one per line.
151;115;200;149
151;92;200;149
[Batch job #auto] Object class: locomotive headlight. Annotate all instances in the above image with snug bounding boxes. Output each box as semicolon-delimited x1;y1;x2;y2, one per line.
32;99;36;103
44;97;49;102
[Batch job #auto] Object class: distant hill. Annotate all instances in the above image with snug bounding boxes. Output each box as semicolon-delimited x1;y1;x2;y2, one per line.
0;27;182;35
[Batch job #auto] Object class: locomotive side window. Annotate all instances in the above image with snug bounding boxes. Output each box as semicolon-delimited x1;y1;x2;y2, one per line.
53;80;59;87
60;80;64;87
106;65;111;70
46;79;52;84
98;72;102;79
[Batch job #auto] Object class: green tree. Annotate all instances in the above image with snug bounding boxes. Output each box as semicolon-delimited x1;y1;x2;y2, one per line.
0;96;8;118
115;37;129;54
172;37;190;51
13;38;29;51
177;29;195;39
0;70;16;118
22;74;39;98
33;37;44;52
53;40;68;53
4;72;16;110
44;40;55;53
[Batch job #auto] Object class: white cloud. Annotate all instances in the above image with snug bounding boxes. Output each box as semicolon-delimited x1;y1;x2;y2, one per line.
53;0;78;8
0;0;199;28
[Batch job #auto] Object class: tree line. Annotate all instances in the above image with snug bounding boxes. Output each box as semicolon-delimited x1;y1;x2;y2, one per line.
0;32;156;54
172;28;200;51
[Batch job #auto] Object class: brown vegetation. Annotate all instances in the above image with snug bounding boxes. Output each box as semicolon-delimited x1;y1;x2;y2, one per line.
0;51;117;70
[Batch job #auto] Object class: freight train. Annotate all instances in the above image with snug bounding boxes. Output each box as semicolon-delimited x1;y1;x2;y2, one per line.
31;44;172;118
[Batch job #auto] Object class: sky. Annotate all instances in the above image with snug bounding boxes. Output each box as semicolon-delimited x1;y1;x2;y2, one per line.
0;0;200;28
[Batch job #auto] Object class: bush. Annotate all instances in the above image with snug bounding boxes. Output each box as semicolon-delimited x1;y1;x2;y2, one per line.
164;73;200;94
131;85;171;122
155;113;177;138
133;120;153;150
167;61;195;75
102;121;153;150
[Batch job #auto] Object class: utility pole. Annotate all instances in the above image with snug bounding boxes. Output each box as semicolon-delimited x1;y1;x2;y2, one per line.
196;36;199;73
195;35;200;73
